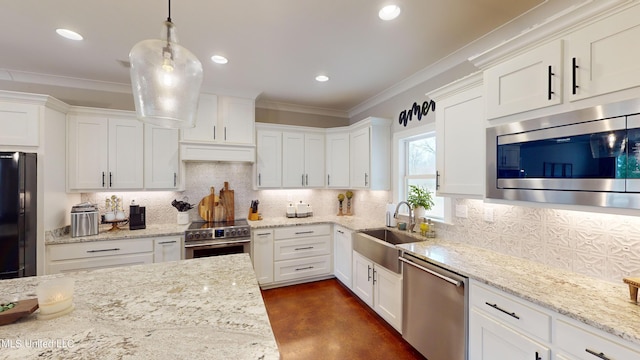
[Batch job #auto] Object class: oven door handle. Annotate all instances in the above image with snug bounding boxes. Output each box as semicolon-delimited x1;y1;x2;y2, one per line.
184;239;250;248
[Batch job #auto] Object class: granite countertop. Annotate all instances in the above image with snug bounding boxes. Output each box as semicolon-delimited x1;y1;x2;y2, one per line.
0;254;279;359
248;215;383;231
397;239;640;347
46;223;189;245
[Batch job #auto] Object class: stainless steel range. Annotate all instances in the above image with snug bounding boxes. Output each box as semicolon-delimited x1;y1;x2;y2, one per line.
184;219;251;259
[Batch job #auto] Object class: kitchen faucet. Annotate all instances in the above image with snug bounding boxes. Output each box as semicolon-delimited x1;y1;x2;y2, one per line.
394;201;414;232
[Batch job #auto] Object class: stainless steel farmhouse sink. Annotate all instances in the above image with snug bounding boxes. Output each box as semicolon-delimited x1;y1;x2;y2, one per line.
353;228;420;274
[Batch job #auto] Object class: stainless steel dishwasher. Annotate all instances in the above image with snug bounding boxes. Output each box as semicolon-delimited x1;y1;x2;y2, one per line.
400;252;468;360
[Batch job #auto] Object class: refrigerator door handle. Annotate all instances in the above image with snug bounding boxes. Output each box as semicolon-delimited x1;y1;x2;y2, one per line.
19;192;25;213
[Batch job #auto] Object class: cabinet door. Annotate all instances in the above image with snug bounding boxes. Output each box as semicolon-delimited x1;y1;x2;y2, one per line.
469;308;550;360
304;133;325;187
252;230;274;285
153;237;181;262
556;318;640;360
67;115;109;190
326;133;350;188
0;102;39;146
484;40;562;119
145;125;179;189
108;118;143;189
350;127;370;188
282;132;305;187
373;265;402;332
181;93;217;142
436;84;485;197
219;96;255;144
567;4;640;101
352;251;374;307
256;130;282;188
334;226;353;289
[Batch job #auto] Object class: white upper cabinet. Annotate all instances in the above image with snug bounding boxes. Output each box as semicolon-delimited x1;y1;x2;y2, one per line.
282;131;325;188
67;109;143;191
0;102;39;147
349;118;391;190
325;131;350;188
484;40;563;120
181;94;255;145
218;96;255;144
144;124;179;189
430;73;485;197
180;94;255;162
181;93;218;143
256;129;282;188
566;3;640;102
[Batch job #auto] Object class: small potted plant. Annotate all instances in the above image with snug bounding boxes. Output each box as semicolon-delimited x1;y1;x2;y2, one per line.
337;193;345;216
407;185;434;223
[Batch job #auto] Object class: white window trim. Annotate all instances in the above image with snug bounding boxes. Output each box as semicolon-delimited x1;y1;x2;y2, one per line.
392;123;452;222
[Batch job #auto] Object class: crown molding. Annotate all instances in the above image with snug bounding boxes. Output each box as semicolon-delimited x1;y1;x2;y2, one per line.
468;0;633;69
256;100;348;118
0;89;70;113
0;68;132;94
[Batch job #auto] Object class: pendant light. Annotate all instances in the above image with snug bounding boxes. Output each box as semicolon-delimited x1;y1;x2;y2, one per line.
129;0;203;129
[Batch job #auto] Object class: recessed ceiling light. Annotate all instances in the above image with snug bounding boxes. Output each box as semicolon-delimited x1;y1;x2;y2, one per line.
378;5;401;21
56;28;83;41
211;55;228;64
315;75;329;82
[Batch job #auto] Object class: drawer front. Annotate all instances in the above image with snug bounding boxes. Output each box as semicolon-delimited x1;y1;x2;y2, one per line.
556;319;640;360
48;253;154;274
274;255;331;282
471;282;551;342
274;235;330;261
48;239;154;261
274;224;330;240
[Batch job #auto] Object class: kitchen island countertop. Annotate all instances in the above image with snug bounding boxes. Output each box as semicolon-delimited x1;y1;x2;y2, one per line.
0;254;279;359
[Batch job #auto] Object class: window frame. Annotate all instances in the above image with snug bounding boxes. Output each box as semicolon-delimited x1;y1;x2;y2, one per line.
392;123;451;223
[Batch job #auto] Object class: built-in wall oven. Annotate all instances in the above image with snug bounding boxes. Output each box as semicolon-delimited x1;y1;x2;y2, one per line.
487;98;640;209
184;219;251;259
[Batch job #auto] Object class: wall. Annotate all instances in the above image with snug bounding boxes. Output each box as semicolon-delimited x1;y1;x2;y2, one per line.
82;162;391;225
256;107;349;128
436;198;640;283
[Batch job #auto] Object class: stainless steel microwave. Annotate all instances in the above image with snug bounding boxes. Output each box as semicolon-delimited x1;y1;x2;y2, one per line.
486;98;640;209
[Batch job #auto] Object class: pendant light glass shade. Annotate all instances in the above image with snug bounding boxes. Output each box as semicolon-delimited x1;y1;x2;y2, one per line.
129;20;203;129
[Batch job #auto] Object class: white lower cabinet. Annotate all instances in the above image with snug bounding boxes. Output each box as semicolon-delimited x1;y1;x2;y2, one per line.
352;250;402;332
469;280;640;360
470;308;550;360
153;236;181;262
333;225;353;289
252;229;274;285
253;224;332;288
47;238;154;274
556;318;640;360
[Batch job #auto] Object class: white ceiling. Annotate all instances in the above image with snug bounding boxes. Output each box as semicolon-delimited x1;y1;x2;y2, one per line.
0;0;584;117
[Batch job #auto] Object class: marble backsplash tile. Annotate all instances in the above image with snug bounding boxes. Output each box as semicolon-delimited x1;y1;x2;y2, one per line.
79;162;640;283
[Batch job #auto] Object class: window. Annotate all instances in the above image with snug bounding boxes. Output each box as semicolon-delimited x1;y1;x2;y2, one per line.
394;125;447;221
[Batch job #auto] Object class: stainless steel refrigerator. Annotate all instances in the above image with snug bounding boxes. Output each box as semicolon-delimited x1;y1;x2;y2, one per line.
0;152;36;279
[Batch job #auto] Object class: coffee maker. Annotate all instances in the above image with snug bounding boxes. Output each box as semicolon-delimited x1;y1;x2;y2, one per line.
129;201;146;230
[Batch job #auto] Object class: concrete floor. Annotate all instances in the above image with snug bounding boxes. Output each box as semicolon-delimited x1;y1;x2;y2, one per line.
261;279;426;360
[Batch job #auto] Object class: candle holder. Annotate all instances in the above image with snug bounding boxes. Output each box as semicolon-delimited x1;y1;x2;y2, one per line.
36;278;75;320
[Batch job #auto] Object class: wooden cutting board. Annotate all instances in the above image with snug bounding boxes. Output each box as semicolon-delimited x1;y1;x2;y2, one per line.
198;187;219;222
220;182;234;222
0;298;38;326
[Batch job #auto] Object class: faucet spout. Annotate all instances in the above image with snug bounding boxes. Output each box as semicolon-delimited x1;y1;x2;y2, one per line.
394;201;414;232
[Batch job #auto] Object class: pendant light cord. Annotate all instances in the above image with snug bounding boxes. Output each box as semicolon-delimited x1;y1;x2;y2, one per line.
167;0;172;23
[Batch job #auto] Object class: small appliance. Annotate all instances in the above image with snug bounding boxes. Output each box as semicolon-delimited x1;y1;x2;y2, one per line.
129;204;146;230
70;202;99;238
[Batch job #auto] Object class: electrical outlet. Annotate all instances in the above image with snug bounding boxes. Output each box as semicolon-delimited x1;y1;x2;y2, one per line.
484;208;494;222
455;205;468;218
286;193;292;202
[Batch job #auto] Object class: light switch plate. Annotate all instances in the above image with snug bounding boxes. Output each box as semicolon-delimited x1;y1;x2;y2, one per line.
484;208;494;222
455;205;468;218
